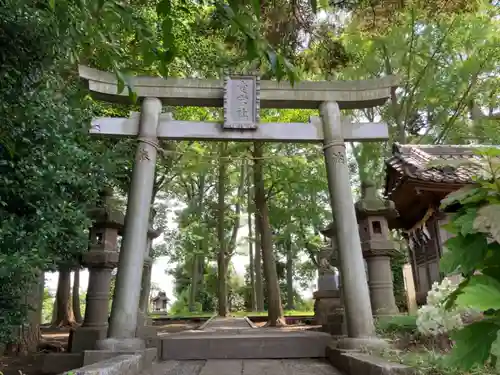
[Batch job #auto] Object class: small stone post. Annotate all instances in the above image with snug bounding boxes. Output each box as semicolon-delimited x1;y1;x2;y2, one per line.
355;181;399;315
313;222;344;335
136;217;161;342
69;188;123;353
102;97;162;349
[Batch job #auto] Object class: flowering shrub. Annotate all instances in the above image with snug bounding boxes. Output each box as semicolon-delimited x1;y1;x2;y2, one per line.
428;147;500;370
416;277;466;336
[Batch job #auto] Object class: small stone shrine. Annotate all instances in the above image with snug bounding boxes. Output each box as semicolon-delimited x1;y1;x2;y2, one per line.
313;222;345;335
69;187;124;353
151;291;169;312
355;181;399;315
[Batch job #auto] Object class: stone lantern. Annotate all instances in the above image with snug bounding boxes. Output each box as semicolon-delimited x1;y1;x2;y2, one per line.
355;181;399;315
313;221;345;335
69;188;124;353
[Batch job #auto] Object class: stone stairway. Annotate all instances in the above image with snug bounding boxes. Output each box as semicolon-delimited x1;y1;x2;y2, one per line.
159;317;332;360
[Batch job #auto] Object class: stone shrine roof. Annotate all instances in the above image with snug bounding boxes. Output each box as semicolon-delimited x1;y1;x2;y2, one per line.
384;143;487;198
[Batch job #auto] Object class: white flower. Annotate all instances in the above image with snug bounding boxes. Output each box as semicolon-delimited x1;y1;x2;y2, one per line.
416;277;473;336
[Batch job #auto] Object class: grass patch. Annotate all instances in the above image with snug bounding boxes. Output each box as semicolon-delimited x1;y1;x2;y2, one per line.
376;314;418;335
379;349;496;375
374;315;495;375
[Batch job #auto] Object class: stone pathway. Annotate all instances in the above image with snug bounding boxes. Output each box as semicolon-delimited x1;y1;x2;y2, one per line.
202;317;253;330
151;359;342;375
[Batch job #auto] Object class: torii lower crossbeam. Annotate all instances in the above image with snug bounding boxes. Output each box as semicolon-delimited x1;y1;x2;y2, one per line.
89;112;389;143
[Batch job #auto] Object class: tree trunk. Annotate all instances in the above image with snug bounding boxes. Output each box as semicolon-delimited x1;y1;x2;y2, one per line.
52;269;75;327
189;173;206;312
286;236;294;310
72;269;83;324
247;162;256;311
217;143;228;316
188;255;199;312
253;143;284;326
4;272;43;355
254;210;265;311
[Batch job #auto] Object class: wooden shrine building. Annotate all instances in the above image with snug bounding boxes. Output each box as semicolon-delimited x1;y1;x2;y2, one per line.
384;143;479;304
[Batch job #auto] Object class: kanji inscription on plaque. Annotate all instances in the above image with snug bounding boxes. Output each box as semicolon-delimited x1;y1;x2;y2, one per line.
223;75;260;129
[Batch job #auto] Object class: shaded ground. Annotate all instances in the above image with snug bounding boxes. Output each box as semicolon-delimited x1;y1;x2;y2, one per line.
0;321;200;375
0;353;44;375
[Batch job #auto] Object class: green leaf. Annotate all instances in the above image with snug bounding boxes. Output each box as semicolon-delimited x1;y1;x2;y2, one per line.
245;38;259;61
440;234;489;274
115;70;126;94
489;329;500;371
447;320;500;369
454;208;478;236
49;0;56;10
455;274;500;311
441;186;487;210
473;204;500;243
267;50;278;71
251;0;260;18
157;0;172;16
162;18;174;49
310;0;317;13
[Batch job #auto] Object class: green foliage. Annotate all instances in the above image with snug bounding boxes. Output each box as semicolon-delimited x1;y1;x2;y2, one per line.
391;248;408;312
436;147;500;370
376;314;418;336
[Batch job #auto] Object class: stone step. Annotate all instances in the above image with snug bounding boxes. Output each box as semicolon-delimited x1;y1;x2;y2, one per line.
159;331;331;360
151;359;342;375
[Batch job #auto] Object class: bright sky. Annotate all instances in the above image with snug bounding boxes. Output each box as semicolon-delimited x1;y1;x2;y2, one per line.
45;209;317;302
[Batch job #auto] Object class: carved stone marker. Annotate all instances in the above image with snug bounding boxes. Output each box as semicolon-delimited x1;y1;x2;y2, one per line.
223;75;259;129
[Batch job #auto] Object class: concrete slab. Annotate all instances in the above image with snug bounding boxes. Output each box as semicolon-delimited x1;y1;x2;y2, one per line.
241;359;286;375
151;360;205;375
160;331;331;360
150;359;343;375
326;345;415;375
199;360;242;375
63;354;141;375
84;347;157;370
282;359;343;375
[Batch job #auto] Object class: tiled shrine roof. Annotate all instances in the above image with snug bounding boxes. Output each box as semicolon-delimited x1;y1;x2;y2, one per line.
384;143;491;197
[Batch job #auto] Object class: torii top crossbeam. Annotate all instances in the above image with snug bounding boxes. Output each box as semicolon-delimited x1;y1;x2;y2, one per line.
78;66;399;110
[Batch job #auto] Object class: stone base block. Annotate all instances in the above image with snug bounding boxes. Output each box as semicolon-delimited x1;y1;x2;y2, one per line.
137;325;157;339
313;289;342;326
323;311;345;336
335;336;389;351
65;354;142;375
69;326;107;353
41;353;83;374
326;344;415;375
84;347;157;371
96;337;145;351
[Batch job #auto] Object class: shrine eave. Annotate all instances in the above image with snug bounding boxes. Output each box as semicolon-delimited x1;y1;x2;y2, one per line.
79;65;400;110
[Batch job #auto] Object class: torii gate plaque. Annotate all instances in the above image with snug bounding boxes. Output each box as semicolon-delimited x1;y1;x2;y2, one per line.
80;65;398;350
223;75;260;130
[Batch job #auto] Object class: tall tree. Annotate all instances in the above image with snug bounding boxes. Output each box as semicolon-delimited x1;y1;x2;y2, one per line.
253;143;284;326
72;269;83;324
217;143;229;316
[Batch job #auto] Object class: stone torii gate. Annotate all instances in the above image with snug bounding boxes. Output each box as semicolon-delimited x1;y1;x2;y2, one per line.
79;65;398;350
